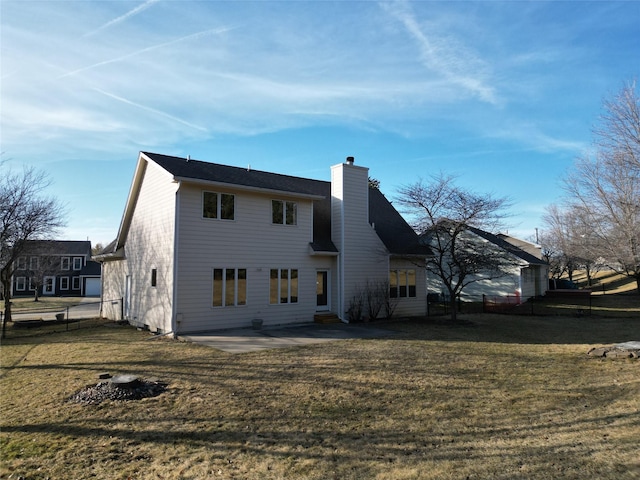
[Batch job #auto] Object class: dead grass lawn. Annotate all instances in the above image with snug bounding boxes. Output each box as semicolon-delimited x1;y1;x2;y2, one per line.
1;314;639;479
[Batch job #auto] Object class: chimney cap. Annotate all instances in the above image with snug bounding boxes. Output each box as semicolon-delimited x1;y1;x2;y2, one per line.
346;156;355;164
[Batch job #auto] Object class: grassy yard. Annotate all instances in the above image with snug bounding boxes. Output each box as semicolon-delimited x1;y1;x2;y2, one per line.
1;312;639;480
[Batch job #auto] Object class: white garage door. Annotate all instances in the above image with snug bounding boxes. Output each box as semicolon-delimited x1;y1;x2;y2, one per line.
85;278;101;296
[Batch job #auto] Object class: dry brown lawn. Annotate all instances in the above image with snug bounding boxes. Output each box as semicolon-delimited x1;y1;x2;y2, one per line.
1;311;639;480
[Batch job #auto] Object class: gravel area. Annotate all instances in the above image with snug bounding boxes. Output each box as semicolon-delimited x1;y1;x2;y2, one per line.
69;377;167;405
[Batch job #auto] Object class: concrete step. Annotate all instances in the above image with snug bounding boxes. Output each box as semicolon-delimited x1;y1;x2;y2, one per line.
314;313;341;324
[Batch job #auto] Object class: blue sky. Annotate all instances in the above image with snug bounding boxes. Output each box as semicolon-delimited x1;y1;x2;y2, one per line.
2;0;638;246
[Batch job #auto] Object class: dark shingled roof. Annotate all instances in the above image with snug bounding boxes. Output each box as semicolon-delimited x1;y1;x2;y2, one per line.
22;240;92;256
144;152;327;197
467;226;548;265
133;152;429;257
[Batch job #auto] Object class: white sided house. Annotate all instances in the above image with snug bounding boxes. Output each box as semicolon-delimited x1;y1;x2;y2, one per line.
424;226;549;303
96;152;431;334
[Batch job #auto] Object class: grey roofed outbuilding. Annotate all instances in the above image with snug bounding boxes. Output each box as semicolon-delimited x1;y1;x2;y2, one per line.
99;152;431;258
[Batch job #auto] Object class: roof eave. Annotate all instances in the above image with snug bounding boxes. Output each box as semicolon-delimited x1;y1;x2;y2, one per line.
174;176;325;201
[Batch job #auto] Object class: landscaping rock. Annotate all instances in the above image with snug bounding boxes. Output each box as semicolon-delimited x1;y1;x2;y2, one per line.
69;377;167;405
587;342;640;360
605;350;632;359
587;347;608;357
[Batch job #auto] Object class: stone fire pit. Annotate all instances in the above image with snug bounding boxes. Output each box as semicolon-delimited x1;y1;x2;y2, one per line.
69;374;167;405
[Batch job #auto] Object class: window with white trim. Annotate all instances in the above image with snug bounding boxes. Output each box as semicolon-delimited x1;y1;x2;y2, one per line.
16;277;26;291
61;257;70;270
212;268;247;307
203;191;235;220
30;257;39;270
389;269;417;298
72;277;80;290
73;257;83;270
60;277;69;290
17;257;26;270
270;268;298;304
272;200;297;225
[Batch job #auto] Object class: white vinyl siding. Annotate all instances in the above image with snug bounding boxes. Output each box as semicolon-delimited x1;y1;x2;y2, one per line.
100;158;177;332
331;163;389;320
174;183;327;332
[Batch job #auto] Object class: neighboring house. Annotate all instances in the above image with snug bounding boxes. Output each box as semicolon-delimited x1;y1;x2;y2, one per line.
423;226;549;302
11;240;102;297
95;152;431;334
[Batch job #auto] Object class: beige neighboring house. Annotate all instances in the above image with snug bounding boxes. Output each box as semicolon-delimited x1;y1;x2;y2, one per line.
95;152;431;335
423;226;549;303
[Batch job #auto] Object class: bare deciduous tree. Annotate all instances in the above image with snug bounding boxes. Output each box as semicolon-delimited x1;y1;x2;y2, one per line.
397;173;512;321
561;81;640;292
1;165;66;337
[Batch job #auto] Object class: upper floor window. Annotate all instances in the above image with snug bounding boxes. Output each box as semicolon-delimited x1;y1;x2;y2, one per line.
16;257;26;270
73;257;83;270
30;257;39;270
390;269;417;298
272;200;297;225
203;191;235;220
61;257;70;270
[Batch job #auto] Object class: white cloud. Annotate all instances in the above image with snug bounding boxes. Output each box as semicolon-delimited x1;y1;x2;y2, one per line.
380;0;498;104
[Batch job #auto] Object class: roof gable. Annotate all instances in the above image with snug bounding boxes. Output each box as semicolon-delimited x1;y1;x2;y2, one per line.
103;151;430;259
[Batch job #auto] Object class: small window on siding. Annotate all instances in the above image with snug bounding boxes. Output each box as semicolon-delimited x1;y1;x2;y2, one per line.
60;277;69;290
72;277;80;290
73;257;83;270
61;257;70;270
151;269;157;287
16;277;26;291
203;192;235;220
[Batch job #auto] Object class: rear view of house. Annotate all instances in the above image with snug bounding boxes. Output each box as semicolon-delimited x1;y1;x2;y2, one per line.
96;152;431;334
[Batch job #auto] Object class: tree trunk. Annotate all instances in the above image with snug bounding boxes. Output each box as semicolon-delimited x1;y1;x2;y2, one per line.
448;289;458;322
1;280;12;339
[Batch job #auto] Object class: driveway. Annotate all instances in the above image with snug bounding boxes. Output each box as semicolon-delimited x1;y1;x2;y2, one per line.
179;323;397;354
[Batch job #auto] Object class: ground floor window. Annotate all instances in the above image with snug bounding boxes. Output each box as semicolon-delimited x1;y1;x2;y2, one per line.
212;268;247;307
270;268;298;304
72;277;81;290
60;277;69;290
390;269;417;298
16;276;26;291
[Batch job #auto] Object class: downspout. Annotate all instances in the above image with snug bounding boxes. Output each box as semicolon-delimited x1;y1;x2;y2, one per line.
339;195;345;322
170;184;181;337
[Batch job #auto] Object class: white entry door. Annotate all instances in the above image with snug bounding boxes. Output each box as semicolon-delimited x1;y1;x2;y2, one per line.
43;276;55;295
316;270;330;311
